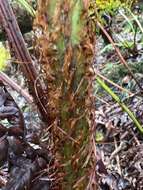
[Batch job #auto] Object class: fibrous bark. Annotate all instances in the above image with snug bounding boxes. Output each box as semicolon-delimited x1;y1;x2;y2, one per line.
35;0;96;189
0;0;50;123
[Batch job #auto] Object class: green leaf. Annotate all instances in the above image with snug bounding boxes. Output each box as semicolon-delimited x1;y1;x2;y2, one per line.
0;45;10;71
15;0;36;17
96;131;104;142
96;76;143;134
96;0;121;12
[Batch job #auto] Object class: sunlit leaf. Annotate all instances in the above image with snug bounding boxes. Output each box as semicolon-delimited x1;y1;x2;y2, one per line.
0;44;10;71
96;131;104;141
15;0;36;17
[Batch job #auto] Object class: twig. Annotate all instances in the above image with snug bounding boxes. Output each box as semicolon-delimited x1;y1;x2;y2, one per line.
97;21;143;91
0;71;33;103
110;141;125;161
96;95;110;105
56;125;79;145
94;69;134;96
0;0;50;123
96;76;143;134
113;137;122;175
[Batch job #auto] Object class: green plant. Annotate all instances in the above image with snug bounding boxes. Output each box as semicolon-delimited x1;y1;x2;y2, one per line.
94;0;137;20
96;0;137;11
96;76;143;134
0;43;10;70
15;0;36;17
35;0;96;189
96;0;121;13
126;7;143;34
119;9;135;33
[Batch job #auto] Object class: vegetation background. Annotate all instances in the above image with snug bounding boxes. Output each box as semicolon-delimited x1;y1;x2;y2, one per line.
0;0;143;189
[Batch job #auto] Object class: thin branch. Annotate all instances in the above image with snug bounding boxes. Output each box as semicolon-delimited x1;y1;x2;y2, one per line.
0;71;33;103
94;69;134;96
0;0;50;123
97;21;143;91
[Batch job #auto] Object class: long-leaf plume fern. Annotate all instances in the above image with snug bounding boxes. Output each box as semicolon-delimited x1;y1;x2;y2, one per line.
34;0;96;189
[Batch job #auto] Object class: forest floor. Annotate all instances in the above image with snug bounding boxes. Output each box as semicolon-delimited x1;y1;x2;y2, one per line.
0;2;143;190
95;5;143;190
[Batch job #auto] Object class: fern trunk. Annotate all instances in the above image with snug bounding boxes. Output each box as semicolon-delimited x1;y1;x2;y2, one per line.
35;0;96;189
